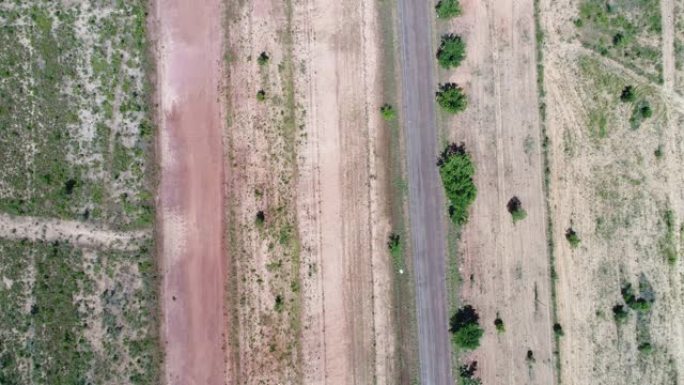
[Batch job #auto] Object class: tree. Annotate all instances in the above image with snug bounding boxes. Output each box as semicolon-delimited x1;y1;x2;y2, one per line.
437;34;466;69
438;143;476;225
256;90;266;101
436;83;468;114
620;85;636;102
436;0;462;19
450;305;484;350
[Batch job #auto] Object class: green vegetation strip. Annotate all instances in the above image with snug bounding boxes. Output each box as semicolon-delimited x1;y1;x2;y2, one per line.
532;0;562;379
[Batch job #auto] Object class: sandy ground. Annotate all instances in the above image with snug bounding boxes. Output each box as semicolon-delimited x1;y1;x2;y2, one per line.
154;0;228;384
224;0;395;382
446;0;556;384
540;0;684;384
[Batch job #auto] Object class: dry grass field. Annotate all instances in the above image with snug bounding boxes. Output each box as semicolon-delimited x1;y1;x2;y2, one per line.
541;0;684;383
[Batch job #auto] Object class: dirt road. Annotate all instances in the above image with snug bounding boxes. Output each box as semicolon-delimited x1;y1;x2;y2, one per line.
396;0;454;384
448;0;556;384
155;0;227;384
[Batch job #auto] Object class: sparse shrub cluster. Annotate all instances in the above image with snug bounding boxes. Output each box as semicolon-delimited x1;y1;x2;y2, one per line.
450;305;484;350
438;143;477;225
621;283;653;313
437;34;466;69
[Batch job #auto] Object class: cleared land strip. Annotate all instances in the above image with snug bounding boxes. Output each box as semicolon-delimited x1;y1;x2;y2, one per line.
0;213;150;250
397;0;454;384
661;0;676;90
452;0;555;383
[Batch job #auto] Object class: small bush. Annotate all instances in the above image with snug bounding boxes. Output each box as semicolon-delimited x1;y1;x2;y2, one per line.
380;104;396;121
494;316;505;333
654;145;664;159
458;362;482;385
553;323;564;337
256;90;266;101
388;233;402;258
638;342;653;354
620;85;636;102
438;143;477;225
257;51;270;65
507;196;527;223
436;83;468;114
274;294;284;312
565;228;580;248
435;0;462;19
450;305;484;350
613;304;629;324
629;100;653;129
255;210;265;226
526;350;535;363
437;34;466;69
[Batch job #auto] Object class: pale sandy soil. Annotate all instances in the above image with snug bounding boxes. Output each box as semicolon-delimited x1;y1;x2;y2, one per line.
154;0;227;384
444;0;556;383
541;0;684;384
0;213;149;250
224;0;395;383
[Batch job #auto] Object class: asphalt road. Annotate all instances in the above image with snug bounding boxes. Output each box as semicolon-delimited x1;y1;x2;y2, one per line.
396;1;454;384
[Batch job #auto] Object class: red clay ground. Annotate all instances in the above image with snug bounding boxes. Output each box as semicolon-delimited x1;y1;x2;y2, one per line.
155;0;227;384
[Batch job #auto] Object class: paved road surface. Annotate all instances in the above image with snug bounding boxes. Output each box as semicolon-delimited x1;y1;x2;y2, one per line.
397;1;454;384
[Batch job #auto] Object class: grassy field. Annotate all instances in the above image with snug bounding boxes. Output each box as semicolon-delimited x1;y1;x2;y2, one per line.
0;1;159;383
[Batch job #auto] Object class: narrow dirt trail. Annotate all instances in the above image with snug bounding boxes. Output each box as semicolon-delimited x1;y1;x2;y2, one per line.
0;213;149;250
155;0;227;384
661;0;676;91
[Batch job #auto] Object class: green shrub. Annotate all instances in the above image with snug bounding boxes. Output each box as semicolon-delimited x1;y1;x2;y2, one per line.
654;145;664;159
458;362;482;385
638;342;653;354
620;85;636;102
380;104;396;121
553;323;564;337
507;196;527;223
613;304;629;324
256;90;266;101
565;228;580;248
621;283;653;313
257;51;270;65
388;233;402;258
436;83;468;114
435;0;462;19
494;316;505;333
629;100;653;129
450;305;484;350
255;210;265;227
437;34;466;69
438;143;477;225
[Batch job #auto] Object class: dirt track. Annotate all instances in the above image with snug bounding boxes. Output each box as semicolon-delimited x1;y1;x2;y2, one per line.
155;0;227;384
448;0;555;383
396;0;454;383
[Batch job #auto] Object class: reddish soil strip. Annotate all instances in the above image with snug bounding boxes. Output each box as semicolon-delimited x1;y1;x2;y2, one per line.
155;0;227;384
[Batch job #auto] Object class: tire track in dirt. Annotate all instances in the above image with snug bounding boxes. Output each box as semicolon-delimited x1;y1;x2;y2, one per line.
155;0;227;383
